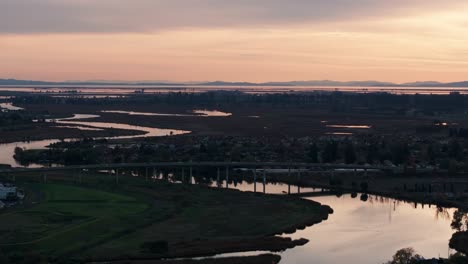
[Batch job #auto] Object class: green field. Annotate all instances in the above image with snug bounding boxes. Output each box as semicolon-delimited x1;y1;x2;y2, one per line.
0;176;330;262
0;184;149;255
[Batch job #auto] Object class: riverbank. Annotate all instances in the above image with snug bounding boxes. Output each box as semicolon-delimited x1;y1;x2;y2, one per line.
0;173;331;263
270;172;468;210
0;122;144;144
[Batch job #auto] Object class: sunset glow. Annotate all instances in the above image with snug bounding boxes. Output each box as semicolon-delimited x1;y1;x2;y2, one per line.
1;0;468;82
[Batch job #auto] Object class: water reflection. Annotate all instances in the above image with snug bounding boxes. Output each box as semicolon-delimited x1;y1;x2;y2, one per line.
326;125;371;129
0;114;191;167
0;102;24;111
279;194;455;264
192;110;232;117
52;114;100;120
102;110;193;117
54;125;104;131
0;139;59;168
101;109;232;117
56;119;190;139
210;180;324;194
178;177;455;264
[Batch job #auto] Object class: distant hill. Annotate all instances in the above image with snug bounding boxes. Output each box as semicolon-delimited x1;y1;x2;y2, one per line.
401;81;444;87
0;79;182;86
444;81;468;87
0;79;54;85
200;80;398;87
1;78;468;87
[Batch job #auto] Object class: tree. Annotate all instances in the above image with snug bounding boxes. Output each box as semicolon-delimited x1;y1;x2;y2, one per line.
448;139;463;161
306;143;318;163
447;253;468;264
426;144;436;165
366;144;378;164
360;181;368;192
383;248;422;264
322;141;338;163
344;142;356;164
451;210;468;232
391;142;410;165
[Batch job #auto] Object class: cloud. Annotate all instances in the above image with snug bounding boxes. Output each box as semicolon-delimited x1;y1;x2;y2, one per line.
0;0;464;34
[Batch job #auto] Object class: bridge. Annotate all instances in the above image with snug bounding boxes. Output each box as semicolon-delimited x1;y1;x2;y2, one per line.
0;161;395;174
0;161;405;194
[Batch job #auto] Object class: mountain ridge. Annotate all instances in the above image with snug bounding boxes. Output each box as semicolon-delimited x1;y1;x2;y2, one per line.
1;78;468;87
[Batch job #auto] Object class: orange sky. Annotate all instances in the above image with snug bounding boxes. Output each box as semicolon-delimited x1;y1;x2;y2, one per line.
1;1;468;83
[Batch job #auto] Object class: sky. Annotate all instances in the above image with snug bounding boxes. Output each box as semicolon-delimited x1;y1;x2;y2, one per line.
1;0;468;83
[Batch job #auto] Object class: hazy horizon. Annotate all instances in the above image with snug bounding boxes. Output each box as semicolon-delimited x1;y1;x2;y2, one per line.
1;77;468;85
1;1;468;82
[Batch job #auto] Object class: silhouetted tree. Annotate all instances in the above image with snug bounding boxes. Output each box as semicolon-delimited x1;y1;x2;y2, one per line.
322;141;338;163
306;143;318;163
383;247;422;264
344;142;356;164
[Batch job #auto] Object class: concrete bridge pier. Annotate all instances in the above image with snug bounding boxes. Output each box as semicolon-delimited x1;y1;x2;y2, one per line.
297;168;301;194
217;168;221;188
225;167;229;188
189;166;193;184
181;167;185;183
253;168;257;193
263;169;266;193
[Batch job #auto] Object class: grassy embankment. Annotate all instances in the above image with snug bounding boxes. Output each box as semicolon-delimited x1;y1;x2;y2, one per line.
0;173;331;263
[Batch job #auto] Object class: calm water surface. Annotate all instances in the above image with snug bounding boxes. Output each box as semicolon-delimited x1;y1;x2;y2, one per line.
0;102;24;111
0;114;190;167
101;109;232;117
211;180;456;264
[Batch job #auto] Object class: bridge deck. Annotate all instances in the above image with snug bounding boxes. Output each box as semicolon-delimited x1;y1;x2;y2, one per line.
0;162;396;174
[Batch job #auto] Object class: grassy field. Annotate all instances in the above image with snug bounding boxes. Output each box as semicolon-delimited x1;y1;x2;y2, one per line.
0;184;149;255
0;174;331;262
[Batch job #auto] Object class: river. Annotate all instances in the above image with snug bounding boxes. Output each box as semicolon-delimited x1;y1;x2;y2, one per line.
207;180;456;264
0;108;233;167
0;113;191;167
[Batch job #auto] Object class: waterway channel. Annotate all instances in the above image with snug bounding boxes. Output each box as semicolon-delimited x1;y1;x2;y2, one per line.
209;180;456;264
